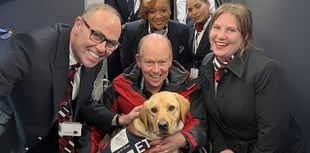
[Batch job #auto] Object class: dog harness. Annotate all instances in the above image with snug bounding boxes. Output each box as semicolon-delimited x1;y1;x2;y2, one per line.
100;127;151;153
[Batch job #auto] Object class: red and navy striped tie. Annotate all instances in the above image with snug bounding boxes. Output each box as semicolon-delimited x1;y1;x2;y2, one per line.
58;63;80;153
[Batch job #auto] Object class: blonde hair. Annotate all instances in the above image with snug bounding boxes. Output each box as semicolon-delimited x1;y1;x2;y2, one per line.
210;3;254;56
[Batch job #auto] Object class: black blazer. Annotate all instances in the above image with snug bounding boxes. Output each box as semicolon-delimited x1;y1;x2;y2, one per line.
120;19;191;70
199;51;291;153
187;20;212;69
0;24;115;151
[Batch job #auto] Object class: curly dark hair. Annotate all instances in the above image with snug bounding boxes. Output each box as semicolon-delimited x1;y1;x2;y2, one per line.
139;0;171;23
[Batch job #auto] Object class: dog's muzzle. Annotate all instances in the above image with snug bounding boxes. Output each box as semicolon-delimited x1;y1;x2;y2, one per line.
158;120;169;133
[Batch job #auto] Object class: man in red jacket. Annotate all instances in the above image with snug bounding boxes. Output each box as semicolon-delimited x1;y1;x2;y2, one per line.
78;33;208;153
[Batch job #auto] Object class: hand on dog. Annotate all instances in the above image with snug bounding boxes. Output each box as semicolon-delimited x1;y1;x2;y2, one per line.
149;132;187;153
119;105;143;125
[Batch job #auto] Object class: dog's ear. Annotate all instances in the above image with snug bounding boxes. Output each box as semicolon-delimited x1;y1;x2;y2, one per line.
139;100;149;131
174;93;190;122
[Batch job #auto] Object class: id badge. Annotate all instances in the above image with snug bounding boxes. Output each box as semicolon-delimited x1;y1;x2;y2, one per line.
58;122;82;137
190;68;199;79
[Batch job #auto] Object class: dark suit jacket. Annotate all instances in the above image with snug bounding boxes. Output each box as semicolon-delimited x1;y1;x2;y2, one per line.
120;19;191;70
187;20;212;69
0;23;115;152
105;0;140;25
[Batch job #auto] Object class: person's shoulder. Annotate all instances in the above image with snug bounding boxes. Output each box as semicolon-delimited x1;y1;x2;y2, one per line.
168;20;189;35
27;23;71;36
126;20;143;27
14;23;70;44
201;52;214;66
168;20;187;28
186;20;195;28
248;50;280;65
245;50;283;74
123;20;145;31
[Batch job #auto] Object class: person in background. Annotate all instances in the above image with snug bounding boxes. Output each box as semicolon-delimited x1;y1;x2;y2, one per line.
0;3;140;153
91;0;142;101
176;0;215;24
186;0;212;79
105;0;140;25
199;3;306;153
83;33;208;153
104;0;141;81
120;0;191;71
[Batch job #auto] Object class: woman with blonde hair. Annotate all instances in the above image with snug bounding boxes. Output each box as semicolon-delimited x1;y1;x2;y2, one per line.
199;3;306;153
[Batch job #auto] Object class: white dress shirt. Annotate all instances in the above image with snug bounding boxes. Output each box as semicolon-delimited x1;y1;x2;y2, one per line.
69;47;81;100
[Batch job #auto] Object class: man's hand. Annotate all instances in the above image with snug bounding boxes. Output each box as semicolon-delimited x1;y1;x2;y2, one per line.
119;105;142;125
149;132;187;153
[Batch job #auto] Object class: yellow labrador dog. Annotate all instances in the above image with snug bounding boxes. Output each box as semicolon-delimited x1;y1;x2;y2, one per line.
129;91;190;140
100;91;190;153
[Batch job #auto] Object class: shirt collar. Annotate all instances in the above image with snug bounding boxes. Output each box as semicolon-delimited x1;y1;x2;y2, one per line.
196;17;211;32
69;46;79;66
148;23;168;36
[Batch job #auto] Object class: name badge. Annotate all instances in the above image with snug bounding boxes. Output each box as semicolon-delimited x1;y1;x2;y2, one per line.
190;68;199;79
59;122;82;137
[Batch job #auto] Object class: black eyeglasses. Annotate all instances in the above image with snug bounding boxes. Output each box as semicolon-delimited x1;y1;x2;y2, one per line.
81;17;120;50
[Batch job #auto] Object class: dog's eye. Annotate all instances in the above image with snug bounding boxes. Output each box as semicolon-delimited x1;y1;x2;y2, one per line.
168;105;175;111
151;107;158;113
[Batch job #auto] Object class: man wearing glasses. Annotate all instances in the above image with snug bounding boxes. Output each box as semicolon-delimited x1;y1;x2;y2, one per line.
0;3;141;153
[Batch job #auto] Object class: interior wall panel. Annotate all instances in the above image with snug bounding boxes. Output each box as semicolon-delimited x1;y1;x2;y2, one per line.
231;0;310;151
0;0;84;33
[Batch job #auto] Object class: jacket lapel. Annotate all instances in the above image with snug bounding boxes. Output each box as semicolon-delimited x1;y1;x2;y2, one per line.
51;28;71;121
188;22;195;52
201;53;223;121
72;66;98;120
196;24;211;53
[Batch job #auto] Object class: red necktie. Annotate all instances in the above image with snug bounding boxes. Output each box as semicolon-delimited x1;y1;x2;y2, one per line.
195;23;204;33
58;63;80;153
213;57;232;83
194;23;204;42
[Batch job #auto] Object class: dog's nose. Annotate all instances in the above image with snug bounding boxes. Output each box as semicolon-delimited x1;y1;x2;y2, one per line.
158;120;169;131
